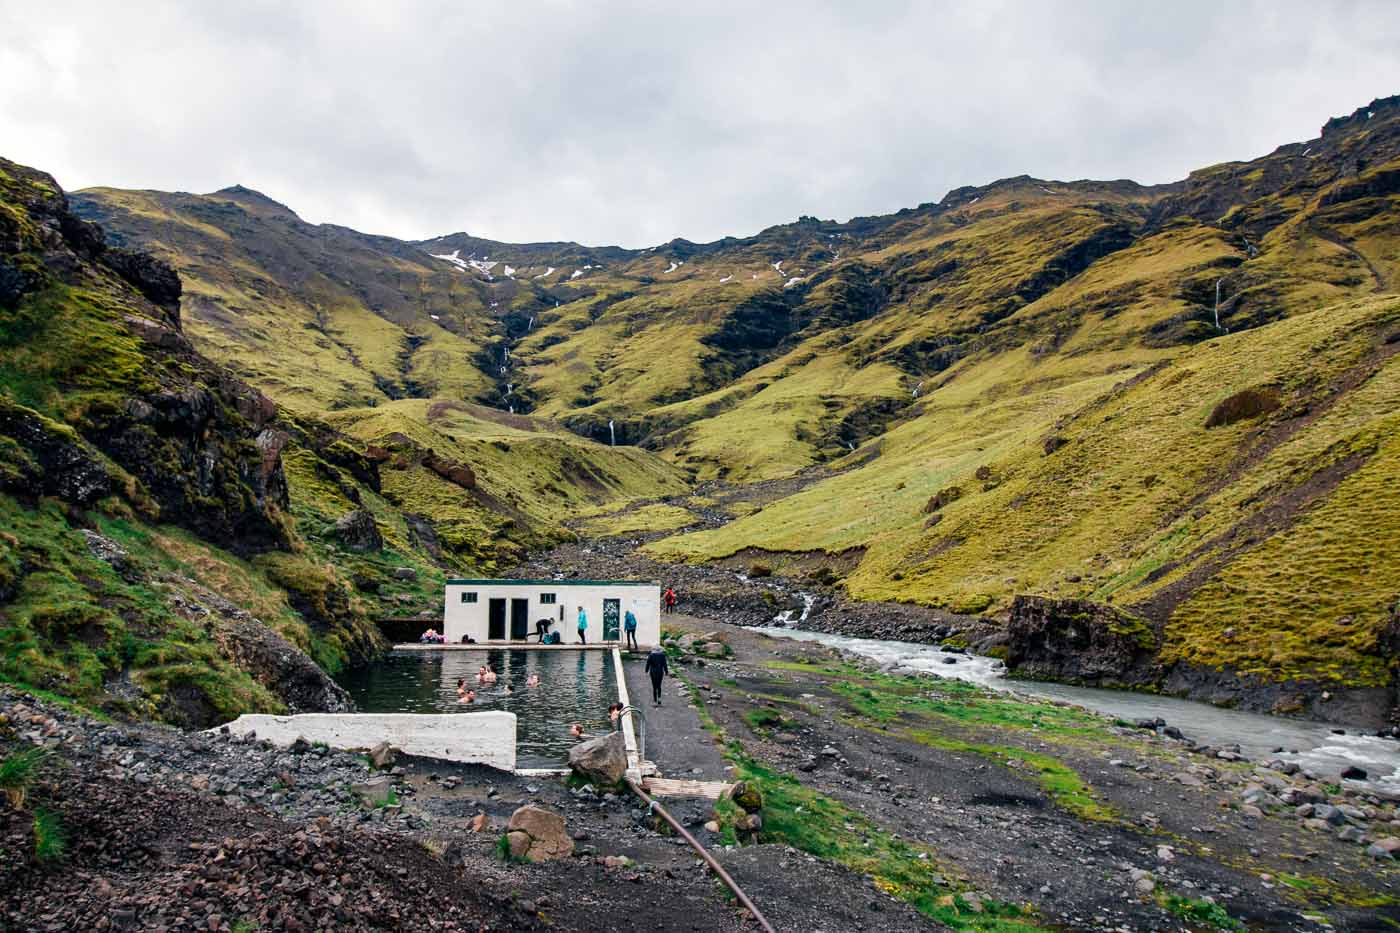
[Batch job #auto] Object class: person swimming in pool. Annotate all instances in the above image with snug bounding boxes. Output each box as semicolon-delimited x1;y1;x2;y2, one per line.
459;689;476;704
526;673;541;688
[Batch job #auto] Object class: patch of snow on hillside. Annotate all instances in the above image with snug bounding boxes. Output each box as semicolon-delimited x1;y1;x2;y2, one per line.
771;261;784;276
432;249;469;270
783;276;803;289
570;269;584;279
503;265;516;277
719;274;734;283
968;196;980;204
665;261;679;273
534;267;556;279
430;314;440;321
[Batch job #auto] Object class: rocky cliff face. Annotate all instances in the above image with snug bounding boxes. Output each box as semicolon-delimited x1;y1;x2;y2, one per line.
0;158;377;725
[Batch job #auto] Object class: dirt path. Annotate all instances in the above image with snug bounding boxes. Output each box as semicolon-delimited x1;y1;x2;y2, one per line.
623;617;731;782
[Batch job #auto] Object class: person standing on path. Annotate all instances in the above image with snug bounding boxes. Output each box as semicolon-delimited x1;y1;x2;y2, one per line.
623;604;639;651
644;645;669;705
576;605;588;644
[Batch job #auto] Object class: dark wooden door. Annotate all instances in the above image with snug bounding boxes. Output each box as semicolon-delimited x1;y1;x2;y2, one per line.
510;598;530;640
488;599;506;640
602;598;621;641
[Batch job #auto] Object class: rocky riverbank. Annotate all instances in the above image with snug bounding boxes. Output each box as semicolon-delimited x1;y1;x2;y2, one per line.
1004;595;1400;731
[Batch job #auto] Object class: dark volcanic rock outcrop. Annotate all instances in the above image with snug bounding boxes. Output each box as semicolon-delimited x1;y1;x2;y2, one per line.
1004;596;1160;687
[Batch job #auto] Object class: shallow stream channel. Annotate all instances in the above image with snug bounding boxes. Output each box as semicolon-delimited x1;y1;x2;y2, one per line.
758;625;1400;793
338;649;620;768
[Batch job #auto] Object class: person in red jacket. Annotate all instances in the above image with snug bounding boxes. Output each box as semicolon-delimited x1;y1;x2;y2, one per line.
663;587;678;614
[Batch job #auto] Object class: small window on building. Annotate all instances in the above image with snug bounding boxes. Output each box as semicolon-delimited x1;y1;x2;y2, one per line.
460;591;478;604
539;593;557;605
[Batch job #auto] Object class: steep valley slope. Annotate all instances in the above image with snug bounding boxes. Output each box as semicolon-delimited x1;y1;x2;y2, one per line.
0;158;683;726
1;93;1395;728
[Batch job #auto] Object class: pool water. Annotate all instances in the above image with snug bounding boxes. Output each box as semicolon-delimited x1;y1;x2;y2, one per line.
338;649;620;767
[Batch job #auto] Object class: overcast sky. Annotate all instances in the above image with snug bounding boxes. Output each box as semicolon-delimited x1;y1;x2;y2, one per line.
2;2;1398;247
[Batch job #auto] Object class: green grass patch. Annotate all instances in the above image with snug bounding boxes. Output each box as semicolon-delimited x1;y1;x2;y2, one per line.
1160;894;1242;930
0;746;48;807
742;707;796;733
32;806;66;862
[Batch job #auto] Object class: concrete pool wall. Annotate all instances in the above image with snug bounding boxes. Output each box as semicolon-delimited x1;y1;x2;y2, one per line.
213;711;518;771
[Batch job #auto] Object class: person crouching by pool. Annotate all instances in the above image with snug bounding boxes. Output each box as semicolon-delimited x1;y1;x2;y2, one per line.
576;605;588;644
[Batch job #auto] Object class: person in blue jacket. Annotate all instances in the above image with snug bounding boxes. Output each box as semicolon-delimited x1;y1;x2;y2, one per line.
623;604;639;651
576;605;588;644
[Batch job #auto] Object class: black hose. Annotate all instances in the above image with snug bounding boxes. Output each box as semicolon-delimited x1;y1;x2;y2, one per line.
626;777;776;933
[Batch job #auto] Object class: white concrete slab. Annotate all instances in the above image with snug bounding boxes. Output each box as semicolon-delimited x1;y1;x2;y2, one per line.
214;712;517;772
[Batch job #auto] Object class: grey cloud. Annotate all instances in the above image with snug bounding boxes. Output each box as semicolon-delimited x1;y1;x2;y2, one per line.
1;0;1397;247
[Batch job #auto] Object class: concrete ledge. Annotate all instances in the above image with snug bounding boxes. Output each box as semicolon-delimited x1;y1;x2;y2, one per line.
395;642;653;651
213;712;517;771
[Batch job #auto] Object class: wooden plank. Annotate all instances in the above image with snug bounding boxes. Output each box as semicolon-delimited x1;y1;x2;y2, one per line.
642;778;732;799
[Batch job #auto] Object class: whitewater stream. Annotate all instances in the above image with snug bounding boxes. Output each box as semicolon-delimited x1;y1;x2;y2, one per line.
756;625;1400;793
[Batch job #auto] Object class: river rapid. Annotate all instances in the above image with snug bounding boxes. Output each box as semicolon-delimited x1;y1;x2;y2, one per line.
757;625;1400;794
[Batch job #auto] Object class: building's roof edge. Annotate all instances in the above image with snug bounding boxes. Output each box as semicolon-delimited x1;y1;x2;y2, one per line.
444;578;661;587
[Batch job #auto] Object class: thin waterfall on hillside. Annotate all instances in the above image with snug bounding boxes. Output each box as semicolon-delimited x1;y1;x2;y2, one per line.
527;316;534;331
911;380;923;398
608;420;616;446
1214;278;1229;333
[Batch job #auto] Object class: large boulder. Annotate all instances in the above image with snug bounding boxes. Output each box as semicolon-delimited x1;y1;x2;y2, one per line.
422;450;476;490
334;509;383;552
505;805;573;862
568;731;627;787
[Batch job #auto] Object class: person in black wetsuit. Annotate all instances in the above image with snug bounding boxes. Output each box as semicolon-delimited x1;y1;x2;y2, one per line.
644;645;669;705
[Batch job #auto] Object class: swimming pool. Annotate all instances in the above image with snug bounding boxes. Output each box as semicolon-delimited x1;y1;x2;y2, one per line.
337;649;620;767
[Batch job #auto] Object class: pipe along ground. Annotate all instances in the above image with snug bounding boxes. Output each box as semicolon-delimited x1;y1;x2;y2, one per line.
626;777;776;933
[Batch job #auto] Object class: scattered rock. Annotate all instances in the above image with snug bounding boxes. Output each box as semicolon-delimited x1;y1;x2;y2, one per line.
333;509;383;552
351;779;394;806
568;731;627;788
368;741;398;770
505;805;573;862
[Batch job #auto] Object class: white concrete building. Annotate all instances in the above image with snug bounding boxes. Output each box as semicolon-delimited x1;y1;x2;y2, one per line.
442;578;661;646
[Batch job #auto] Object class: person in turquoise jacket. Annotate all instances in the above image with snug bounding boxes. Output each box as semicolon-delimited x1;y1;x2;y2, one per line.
577;606;588;644
623;605;639;651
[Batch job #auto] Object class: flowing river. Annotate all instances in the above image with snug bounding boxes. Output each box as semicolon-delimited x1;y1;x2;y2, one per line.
756;625;1400;793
